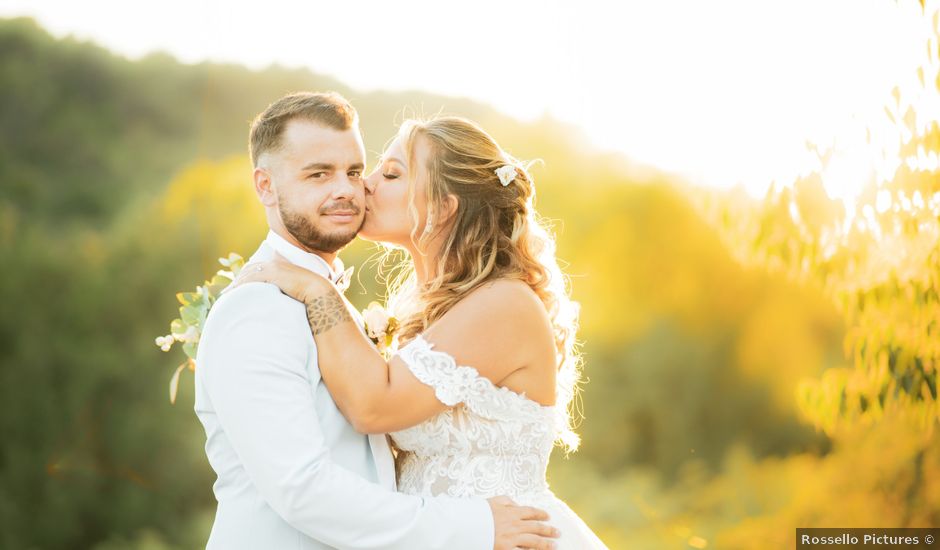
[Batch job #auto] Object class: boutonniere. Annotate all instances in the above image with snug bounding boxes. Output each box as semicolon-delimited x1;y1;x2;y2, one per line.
156;252;245;404
361;302;399;358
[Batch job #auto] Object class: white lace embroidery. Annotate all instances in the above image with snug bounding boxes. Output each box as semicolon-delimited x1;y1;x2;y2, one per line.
390;335;565;507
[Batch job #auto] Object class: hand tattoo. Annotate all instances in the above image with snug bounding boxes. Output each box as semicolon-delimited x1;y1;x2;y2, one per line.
305;292;352;335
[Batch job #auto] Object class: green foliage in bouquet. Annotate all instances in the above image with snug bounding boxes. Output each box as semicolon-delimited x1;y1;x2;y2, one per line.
156;252;245;403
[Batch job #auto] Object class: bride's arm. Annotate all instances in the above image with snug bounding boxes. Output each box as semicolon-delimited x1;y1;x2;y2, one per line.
233;256;548;434
299;276;451;432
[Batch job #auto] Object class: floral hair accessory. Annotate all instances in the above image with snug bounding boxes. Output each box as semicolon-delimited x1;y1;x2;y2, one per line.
495;164;517;187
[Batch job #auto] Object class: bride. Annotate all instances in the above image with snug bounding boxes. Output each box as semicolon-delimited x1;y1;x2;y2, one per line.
234;116;608;549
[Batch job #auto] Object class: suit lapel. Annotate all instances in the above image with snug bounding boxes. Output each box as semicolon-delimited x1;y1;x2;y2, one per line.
368;433;397;490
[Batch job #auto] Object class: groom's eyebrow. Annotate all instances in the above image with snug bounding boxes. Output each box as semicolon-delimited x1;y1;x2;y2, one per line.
300;162;365;171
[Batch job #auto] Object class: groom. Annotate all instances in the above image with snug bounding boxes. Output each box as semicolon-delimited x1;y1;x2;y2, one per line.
194;92;558;550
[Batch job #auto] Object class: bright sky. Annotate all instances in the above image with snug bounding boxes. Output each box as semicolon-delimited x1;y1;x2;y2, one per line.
0;0;928;198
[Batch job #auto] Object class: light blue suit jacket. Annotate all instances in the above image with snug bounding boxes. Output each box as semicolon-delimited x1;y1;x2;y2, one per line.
194;233;493;549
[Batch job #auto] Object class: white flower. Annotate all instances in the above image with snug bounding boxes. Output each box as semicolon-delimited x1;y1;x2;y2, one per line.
362;302;390;340
155;334;174;352
495;164;517;187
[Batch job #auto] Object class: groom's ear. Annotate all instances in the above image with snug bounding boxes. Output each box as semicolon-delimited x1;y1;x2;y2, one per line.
253;167;278;207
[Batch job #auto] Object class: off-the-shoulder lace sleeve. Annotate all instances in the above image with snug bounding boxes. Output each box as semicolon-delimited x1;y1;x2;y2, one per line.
395;335;549;421
396;335;479;406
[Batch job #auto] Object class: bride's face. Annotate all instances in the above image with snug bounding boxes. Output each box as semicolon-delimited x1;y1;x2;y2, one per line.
360;135;430;247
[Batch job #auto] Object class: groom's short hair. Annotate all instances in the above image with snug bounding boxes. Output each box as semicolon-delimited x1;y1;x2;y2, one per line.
249;91;358;166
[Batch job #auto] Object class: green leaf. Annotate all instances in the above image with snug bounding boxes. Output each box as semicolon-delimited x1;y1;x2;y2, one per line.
205;281;229;299
183;341;197;360
176;291;198;306
219;252;243;268
180;305;199;325
228;254;245;276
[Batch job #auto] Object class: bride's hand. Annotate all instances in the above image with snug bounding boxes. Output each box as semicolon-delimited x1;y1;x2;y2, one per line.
229;252;332;303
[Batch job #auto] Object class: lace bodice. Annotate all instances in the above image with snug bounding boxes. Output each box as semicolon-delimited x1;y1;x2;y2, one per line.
390;336;565;506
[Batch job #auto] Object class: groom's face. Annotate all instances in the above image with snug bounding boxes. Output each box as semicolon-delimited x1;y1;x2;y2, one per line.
260;119;366;253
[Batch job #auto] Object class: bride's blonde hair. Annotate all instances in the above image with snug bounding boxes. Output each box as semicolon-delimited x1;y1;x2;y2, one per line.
382;116;583;451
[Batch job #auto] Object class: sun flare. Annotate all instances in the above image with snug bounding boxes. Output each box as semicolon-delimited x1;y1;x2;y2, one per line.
0;0;930;208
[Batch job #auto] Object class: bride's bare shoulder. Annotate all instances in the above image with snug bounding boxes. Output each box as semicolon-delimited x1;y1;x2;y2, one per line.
414;278;555;397
432;278;553;344
464;278;545;314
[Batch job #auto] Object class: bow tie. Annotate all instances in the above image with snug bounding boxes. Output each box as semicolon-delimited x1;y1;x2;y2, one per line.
331;266;354;293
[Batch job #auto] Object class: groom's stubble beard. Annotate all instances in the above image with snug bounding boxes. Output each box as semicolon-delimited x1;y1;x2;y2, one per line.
277;193;364;254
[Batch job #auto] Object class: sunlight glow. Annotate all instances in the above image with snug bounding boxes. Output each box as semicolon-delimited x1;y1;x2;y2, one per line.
0;0;928;203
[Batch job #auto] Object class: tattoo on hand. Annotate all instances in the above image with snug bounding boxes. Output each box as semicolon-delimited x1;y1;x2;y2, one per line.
305;293;352;335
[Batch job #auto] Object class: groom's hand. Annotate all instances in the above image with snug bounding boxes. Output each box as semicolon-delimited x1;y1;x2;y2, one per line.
488;496;560;550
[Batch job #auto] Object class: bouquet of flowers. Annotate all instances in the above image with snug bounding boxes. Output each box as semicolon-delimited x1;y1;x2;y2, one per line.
156;253;245;404
157;253;400;402
361;301;399;359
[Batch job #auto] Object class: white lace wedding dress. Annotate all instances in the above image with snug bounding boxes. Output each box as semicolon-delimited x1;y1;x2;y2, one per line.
390;336;609;549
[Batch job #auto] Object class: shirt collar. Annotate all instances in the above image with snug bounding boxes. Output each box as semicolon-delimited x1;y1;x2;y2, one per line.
263;230;345;282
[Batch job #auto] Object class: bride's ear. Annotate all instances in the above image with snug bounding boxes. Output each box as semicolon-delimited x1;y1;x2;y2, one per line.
440;194;459;226
254;166;277;207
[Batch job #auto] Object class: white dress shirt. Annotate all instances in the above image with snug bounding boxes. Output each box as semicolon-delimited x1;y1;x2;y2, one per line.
194;230;494;550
